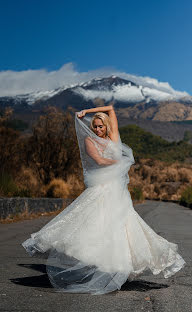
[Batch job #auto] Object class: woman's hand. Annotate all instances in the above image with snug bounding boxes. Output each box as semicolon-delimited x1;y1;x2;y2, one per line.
77;110;86;118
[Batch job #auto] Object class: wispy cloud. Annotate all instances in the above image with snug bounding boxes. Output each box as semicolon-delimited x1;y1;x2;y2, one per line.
0;62;189;98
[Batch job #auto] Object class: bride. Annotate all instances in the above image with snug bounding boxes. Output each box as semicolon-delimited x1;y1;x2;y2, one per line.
22;104;186;295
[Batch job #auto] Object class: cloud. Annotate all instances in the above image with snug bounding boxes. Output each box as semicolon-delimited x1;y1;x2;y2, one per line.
74;85;145;103
0;62;189;98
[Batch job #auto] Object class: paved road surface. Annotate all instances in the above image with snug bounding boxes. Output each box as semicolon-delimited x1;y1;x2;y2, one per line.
0;200;192;312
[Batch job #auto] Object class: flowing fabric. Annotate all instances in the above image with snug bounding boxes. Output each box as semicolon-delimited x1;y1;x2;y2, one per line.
22;113;186;295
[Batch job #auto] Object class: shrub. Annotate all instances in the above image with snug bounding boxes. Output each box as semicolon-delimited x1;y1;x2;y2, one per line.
46;178;71;198
14;166;42;197
5;119;28;131
0;172;32;197
129;186;144;201
66;174;84;197
0;172;19;196
13;188;31;197
179;185;192;208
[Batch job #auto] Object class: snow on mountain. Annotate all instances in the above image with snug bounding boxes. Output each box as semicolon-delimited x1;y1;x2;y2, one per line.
13;86;69;105
2;74;192;123
118;72;188;98
24;89;63;104
141;87;179;102
73;84;144;103
0;75;191;107
0;63;189;101
72;76;188;104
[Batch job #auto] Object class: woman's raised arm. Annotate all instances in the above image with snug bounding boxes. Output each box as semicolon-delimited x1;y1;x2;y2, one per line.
77;104;119;142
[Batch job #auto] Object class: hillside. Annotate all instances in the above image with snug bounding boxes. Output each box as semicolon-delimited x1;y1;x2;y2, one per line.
118;118;192;143
119;124;192;162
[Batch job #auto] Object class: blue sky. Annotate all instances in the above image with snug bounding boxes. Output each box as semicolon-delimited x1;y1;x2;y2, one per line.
0;0;192;95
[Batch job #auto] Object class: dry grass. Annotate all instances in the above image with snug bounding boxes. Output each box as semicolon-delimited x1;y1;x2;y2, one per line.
14;166;43;197
44;176;84;198
129;159;192;201
66;174;84;197
45;178;71;198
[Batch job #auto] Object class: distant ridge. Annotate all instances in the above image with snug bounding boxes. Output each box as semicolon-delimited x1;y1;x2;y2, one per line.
1;76;192;128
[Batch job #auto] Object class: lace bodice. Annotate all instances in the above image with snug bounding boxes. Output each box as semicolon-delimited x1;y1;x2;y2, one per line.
91;138;122;160
103;140;122;160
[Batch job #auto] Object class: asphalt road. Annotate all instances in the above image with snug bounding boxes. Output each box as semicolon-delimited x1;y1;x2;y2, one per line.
0;200;192;312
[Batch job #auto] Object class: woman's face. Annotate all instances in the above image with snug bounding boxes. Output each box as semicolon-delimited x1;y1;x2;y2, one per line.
93;118;107;138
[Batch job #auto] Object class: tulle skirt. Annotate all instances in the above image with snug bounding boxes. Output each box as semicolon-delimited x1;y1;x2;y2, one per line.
22;180;186;295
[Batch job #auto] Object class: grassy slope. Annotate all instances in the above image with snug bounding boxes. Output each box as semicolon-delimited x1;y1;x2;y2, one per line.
119;124;192;162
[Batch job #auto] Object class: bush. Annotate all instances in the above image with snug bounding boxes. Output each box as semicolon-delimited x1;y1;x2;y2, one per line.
4;119;28;131
0;172;19;196
179;185;192;208
13;188;31;197
0;172;31;197
129;186;144;201
46;178;71;198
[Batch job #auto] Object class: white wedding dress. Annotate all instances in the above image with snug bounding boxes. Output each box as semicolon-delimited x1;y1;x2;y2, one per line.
22;114;186;295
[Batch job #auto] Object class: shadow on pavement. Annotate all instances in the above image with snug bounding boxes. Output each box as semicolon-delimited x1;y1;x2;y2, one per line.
10;263;52;288
10;274;52;288
18;263;47;273
121;279;169;292
10;263;169;293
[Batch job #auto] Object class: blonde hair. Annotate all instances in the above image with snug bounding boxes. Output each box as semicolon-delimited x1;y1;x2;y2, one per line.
90;112;111;136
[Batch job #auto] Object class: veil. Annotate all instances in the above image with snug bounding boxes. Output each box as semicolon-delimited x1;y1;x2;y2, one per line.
74;112;135;188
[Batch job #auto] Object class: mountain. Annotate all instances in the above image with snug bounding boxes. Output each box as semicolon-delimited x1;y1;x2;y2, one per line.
1;76;192;130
